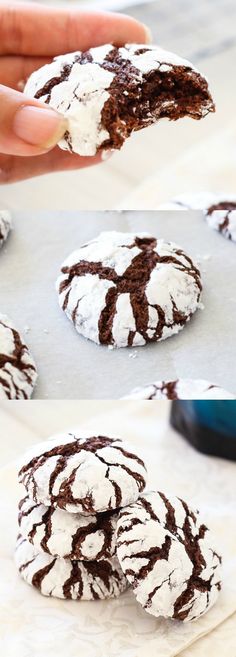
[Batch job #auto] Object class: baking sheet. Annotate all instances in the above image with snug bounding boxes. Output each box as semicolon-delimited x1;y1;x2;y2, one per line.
0;210;235;399
1;402;236;657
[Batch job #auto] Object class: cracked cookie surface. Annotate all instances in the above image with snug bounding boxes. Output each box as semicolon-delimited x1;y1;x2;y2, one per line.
15;535;128;600
19;494;118;560
0;314;37;399
18;434;147;514
24;43;214;156
123;378;235;400
56;231;202;349
116;491;222;622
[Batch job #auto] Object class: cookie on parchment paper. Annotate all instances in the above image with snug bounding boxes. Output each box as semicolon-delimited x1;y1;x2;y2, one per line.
123;378;235;400
158;192;236;242
56;231;202;349
0;314;37;399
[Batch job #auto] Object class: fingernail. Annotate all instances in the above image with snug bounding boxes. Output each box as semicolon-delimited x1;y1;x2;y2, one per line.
143;24;152;44
13;105;67;149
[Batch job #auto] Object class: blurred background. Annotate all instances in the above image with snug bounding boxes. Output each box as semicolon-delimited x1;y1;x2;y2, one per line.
1;0;236;210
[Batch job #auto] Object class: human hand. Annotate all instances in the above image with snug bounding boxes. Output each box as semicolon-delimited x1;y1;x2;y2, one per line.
0;2;150;183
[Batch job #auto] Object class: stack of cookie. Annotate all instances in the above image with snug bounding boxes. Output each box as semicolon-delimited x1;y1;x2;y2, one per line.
15;433;147;601
15;432;223;623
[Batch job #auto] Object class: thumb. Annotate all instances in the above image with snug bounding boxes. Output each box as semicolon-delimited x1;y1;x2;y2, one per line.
0;84;67;156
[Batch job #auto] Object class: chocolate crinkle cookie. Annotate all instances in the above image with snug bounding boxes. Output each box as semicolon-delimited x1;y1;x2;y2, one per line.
123;378;236;400
0;314;37;399
15;535;128;600
18;495;118;560
56;231;202;349
0;210;12;249
116;491;222;622
24;43;215;156
158;192;236;242
18;433;147;514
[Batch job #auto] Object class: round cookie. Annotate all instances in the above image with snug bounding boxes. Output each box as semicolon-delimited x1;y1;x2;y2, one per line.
56;231;202;349
15;535;128;600
24;44;214;156
116;491;222;622
123;378;235;400
0;314;37;399
19;495;118;560
18;433;147;514
158;193;236;242
0;210;12;249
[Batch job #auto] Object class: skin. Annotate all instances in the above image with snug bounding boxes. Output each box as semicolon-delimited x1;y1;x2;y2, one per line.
0;2;150;183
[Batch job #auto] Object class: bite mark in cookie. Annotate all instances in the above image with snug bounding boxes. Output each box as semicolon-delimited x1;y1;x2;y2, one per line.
24;44;214;156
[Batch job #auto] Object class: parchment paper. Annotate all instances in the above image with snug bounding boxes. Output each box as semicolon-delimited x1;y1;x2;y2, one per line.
0;402;236;657
0;210;235;399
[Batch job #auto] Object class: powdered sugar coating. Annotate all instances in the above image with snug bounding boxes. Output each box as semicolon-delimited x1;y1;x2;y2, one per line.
116;491;222;622
0;314;37;399
123;378;235;400
19;495;118;560
15;535;128;600
18;434;147;514
24;44;213;156
0;210;12;248
158;193;236;242
56;231;202;349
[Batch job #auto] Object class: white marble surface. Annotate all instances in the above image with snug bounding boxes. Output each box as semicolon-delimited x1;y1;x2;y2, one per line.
0;400;236;655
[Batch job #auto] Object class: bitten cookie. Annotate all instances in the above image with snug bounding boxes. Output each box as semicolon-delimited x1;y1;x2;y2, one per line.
0;314;37;399
19;495;118;560
158;192;236;242
56;231;202;348
0;210;12;249
18;433;147;514
116;491;222;622
15;535;128;600
24;44;214;156
123;378;235;400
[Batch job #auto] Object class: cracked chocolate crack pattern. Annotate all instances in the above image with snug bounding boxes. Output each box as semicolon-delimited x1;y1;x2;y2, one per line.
19;434;147;514
116;491;222;623
205;201;236;242
19;495;118;560
158;193;236;242
0;314;37;399
15;535;128;600
123;378;236;400
56;231;202;349
0;210;12;249
24;43;214;156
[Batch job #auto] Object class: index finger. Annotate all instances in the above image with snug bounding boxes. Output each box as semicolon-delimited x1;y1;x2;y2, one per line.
0;2;150;56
